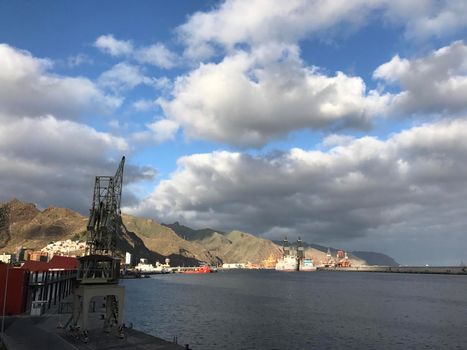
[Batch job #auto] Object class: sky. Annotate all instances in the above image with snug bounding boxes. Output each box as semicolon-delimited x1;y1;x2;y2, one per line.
1;0;467;265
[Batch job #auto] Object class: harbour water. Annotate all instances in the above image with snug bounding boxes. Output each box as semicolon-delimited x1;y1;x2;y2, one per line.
122;270;467;349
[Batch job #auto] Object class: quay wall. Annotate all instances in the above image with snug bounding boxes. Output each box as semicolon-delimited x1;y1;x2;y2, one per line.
318;266;467;275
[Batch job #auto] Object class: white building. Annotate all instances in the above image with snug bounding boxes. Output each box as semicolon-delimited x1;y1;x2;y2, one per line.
0;253;12;263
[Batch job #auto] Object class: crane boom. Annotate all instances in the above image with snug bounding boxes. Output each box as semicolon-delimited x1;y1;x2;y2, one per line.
85;156;125;256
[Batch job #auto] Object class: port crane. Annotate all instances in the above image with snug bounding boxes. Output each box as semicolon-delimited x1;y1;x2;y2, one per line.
86;156;125;256
69;157;126;342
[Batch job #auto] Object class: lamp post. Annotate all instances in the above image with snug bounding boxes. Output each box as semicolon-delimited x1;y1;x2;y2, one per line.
1;262;9;348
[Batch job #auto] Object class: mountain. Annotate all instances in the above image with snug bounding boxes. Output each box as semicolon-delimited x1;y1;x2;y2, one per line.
122;214;222;266
1;198;87;251
0;199;398;267
351;251;399;266
0;199;211;266
165;223;283;264
163;221;221;241
207;230;282;263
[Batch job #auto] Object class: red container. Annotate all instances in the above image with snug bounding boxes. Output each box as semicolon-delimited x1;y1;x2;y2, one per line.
0;263;30;315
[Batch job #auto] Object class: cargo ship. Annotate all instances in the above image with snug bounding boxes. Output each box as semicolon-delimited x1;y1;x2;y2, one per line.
135;258;170;274
275;255;299;271
275;237;316;272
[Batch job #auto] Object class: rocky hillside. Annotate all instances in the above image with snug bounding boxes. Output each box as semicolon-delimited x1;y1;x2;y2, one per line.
1;199;87;251
1;199;276;265
351;251;399;266
121;214;222;266
165;223;283;263
0;199;398;266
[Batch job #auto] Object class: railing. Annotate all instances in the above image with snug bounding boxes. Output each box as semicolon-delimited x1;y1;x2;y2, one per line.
27;269;77;312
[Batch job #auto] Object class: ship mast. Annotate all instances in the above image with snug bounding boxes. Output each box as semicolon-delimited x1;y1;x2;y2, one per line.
283;236;290;257
297;237;304;260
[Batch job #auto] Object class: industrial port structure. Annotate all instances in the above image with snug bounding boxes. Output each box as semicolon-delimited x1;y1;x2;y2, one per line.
69;156;126;342
0;157;187;350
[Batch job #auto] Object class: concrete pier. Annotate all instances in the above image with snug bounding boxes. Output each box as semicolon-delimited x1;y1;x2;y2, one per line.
318;265;467;275
2;315;185;350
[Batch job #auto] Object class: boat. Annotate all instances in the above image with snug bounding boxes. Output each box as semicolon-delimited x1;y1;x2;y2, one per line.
299;258;317;271
135;258;170;274
275;236;316;271
275;255;299;271
181;265;213;274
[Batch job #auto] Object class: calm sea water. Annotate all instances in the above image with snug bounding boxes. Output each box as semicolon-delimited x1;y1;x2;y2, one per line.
122;270;467;349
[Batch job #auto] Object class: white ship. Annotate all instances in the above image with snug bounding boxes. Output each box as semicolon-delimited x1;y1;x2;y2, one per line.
299;258;317;271
135;258;170;274
275;237;316;272
275;255;299;271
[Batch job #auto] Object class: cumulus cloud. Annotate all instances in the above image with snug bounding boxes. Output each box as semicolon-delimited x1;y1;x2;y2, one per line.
98;62;154;92
132;119;179;144
128;119;467;257
0;115;155;213
135;43;179;69
94;34;133;57
0;43;155;213
94;34;179;70
159;44;387;147
0;43;120;120
401;0;467;40
132;99;156;112
67;53;93;67
178;0;467;60
374;40;467;116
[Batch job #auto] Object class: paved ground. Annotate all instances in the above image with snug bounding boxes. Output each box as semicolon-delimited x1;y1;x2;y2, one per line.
63;327;187;350
2;315;185;350
3;316;77;350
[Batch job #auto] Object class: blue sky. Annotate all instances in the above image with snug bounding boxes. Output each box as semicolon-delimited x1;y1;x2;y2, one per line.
1;0;467;264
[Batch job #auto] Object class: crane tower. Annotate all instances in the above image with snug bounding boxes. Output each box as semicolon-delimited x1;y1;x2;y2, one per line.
86;156;125;256
69;157;126;342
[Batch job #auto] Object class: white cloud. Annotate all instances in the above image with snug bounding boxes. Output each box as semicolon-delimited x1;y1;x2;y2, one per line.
67;53;93;67
374;41;467;116
98;62;154;92
159;44;388;147
132;99;156;112
401;0;467;40
147;119;179;142
94;34;133;57
128;119;467;263
178;0;467;60
136;43;179;69
94;34;179;70
0;115;155;213
0;43;155;212
321;134;355;148
0;43;120;120
132;119;179;144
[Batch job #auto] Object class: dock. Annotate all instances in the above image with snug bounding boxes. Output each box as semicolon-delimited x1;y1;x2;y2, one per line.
2;314;186;350
318;265;467;275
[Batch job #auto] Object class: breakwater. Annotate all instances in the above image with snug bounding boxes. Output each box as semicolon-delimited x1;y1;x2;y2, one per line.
318;265;467;275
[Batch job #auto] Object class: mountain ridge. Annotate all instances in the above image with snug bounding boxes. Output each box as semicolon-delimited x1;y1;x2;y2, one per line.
0;199;398;266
